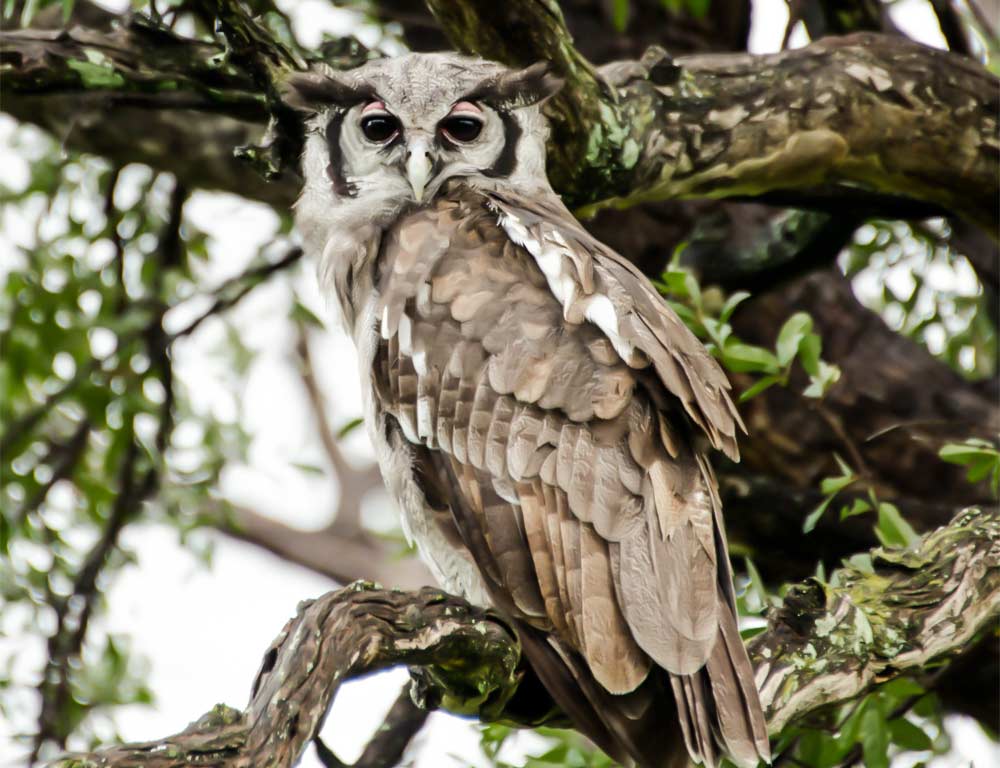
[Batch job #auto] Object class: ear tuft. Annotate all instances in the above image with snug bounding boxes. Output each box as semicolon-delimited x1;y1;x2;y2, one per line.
281;70;376;112
466;61;565;111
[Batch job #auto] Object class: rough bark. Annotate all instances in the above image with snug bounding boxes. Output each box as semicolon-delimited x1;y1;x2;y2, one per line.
428;2;999;228
51;507;998;767
3;15;996;227
750;506;999;732
52;585;523;768
0;19;293;206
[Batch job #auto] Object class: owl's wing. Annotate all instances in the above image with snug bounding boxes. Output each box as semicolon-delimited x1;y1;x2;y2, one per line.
373;187;768;768
485;189;745;460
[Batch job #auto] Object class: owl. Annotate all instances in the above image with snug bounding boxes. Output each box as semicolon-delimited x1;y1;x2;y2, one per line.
287;53;770;768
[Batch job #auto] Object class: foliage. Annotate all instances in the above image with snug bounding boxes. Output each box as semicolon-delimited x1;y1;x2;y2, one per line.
844;220;996;380
801;455;920;549
939;438;1000;496
656;255;841;402
0;125;287;758
771;678;946;768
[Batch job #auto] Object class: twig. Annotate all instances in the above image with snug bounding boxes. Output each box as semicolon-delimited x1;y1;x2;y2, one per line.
312;688;428;768
14;418;91;528
168;246;303;339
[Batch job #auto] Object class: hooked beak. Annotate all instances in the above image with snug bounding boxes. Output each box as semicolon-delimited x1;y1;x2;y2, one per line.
406;138;434;203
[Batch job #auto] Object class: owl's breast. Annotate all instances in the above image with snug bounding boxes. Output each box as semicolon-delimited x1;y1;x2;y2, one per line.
353;296;492;606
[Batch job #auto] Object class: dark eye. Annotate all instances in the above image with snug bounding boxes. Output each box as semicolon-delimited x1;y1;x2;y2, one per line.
360;114;399;143
440;116;483;143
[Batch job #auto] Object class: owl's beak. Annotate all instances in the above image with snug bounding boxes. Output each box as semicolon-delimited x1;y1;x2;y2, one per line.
406;139;434;203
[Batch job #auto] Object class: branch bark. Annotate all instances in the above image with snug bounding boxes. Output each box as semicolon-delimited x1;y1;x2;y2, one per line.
53;584;521;768
429;2;999;229
750;506;999;732
4;13;996;228
53;507;999;767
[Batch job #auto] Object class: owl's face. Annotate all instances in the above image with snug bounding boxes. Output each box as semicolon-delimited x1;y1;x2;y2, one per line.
287;53;562;207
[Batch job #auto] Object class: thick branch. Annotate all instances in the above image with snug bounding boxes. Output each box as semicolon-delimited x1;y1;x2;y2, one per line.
730;268;999;505
53;584;521;768
53;508;998;766
430;2;998;228
0;18;297;207
750;506;1000;732
4;15;996;227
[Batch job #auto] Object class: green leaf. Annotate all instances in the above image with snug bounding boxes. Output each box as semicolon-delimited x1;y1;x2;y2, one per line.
938;440;997;463
741;557;768;615
611;0;630;31
685;0;711;17
683;271;702;311
659;268;690;298
290;300;325;329
803;495;833;533
62;0;75;23
738;373;781;402
721;343;780;374
337;417;364;439
776;312;813;366
19;0;39;26
860;704;890;768
290;462;325;476
939;440;1000;494
803;360;841;398
719;290;751;323
820;474;855;496
888;717;933;751
798;332;822;376
833;454;854;477
875;502;920;549
840;497;872;520
67;59;126;89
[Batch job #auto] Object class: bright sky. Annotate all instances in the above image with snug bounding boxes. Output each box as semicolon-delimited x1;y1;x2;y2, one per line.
1;2;996;767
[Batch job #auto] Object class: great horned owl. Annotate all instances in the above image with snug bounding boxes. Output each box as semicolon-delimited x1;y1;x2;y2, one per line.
288;53;770;768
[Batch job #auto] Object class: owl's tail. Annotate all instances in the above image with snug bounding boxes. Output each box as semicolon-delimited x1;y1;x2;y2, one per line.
517;605;769;768
669;603;772;768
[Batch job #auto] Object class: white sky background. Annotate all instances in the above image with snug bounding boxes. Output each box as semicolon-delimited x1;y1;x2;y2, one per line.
1;1;998;766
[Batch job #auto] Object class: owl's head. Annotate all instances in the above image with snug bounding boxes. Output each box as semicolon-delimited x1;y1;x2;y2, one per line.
286;53;563;208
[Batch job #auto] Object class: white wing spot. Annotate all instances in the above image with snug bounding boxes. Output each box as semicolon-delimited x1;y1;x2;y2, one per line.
398;313;413;356
380;305;391;340
498;212;637;361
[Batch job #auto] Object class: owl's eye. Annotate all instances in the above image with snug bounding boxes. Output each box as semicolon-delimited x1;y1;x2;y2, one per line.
360;114;399;143
440;116;483;143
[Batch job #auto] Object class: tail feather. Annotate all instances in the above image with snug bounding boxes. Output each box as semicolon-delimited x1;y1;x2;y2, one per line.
671;603;770;768
517;621;689;768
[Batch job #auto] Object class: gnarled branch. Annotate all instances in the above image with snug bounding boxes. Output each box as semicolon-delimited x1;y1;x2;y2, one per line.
3;11;996;228
428;3;998;229
53;507;999;767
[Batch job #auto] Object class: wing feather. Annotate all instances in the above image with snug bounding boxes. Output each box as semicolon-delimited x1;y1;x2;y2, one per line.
372;185;768;768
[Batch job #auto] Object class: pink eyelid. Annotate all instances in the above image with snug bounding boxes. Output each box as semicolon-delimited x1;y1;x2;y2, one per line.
448;101;482;116
362;100;387;114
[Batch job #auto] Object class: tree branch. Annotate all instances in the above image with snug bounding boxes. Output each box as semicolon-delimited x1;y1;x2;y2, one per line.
294;328;383;537
4;12;996;228
52;507;998;766
430;3;998;229
53;584;522;768
750;506;999;732
220;505;434;589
